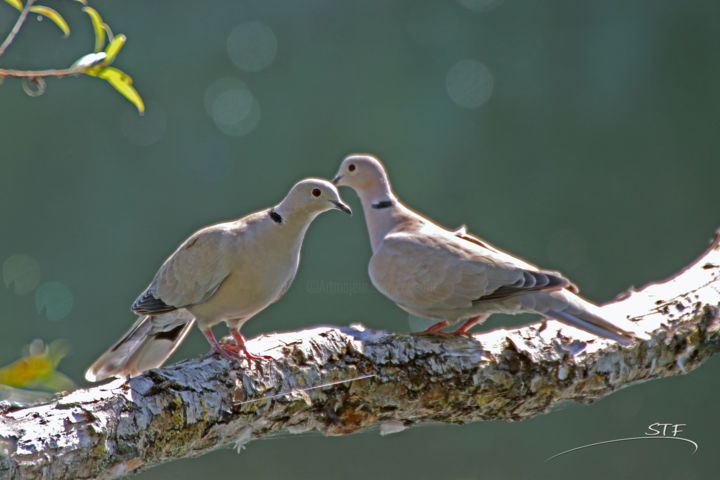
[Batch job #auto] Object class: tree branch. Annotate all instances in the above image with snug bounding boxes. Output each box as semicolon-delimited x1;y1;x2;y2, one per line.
1;231;719;479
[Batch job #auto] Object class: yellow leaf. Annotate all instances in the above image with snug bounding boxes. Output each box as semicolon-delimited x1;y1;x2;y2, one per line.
82;6;106;52
94;66;145;114
95;66;131;83
84;65;100;77
5;0;22;11
103;33;126;64
0;340;70;389
0;355;54;387
30;5;70;37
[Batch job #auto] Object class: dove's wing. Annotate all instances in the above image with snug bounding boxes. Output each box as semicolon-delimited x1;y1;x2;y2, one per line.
133;224;236;313
369;228;568;312
451;229;583;296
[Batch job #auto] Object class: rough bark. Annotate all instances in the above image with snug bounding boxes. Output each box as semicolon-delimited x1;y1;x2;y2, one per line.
1;232;719;480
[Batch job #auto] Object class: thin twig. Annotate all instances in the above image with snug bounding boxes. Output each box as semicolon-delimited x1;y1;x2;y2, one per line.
0;66;86;78
0;0;37;59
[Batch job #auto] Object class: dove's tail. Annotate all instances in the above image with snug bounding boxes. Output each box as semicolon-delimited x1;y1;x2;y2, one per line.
542;290;637;345
84;310;195;382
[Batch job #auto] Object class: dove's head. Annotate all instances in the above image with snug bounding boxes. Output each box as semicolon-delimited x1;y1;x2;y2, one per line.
279;178;352;218
332;154;392;196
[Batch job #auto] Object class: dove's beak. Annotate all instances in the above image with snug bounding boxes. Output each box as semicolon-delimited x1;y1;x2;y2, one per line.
331;200;352;215
331;174;343;185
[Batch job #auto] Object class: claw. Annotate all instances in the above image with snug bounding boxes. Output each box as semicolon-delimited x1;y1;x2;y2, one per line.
231;330;273;361
215;344;241;361
203;329;240;362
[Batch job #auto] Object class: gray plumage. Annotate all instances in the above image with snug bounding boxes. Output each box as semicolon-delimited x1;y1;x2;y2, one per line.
85;311;194;382
333;154;636;344
85;178;351;382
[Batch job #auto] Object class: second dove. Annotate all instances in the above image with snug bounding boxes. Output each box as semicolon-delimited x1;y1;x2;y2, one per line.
332;154;636;344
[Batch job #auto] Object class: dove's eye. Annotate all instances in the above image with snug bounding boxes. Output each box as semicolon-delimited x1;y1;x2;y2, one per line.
312;188;321;197
348;164;356;172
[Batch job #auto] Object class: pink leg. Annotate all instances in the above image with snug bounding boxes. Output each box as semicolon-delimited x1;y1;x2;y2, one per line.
411;320;449;335
203;329;238;361
231;330;273;361
451;316;484;336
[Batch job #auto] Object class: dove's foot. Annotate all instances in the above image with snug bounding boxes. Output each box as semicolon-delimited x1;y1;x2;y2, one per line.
203;329;242;362
411;320;449;336
451;330;474;338
449;315;487;337
215;344;242;361
231;330;273;361
219;343;270;361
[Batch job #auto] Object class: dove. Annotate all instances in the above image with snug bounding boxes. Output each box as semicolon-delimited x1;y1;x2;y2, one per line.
332;154;636;344
85;178;352;382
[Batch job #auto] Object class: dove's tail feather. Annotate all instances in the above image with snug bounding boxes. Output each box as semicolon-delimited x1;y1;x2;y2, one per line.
543;290;636;345
545;309;633;344
84;310;195;382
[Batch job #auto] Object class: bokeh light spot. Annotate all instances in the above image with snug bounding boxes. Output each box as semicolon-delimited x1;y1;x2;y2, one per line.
213;89;253;127
457;0;504;13
182;137;234;182
35;281;73;322
227;21;278;72
2;254;41;295
446;59;494;108
204;78;261;137
121;102;167;147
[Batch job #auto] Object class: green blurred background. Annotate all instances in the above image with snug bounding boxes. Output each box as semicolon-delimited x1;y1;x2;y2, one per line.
2;0;719;478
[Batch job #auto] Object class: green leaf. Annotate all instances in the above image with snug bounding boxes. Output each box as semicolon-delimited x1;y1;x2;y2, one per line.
81;6;106;52
30;5;70;37
103;34;126;64
5;0;22;10
90;66;145;114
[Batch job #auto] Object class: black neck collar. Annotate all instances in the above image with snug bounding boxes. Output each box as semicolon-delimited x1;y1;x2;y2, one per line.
371;200;393;209
269;209;283;223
